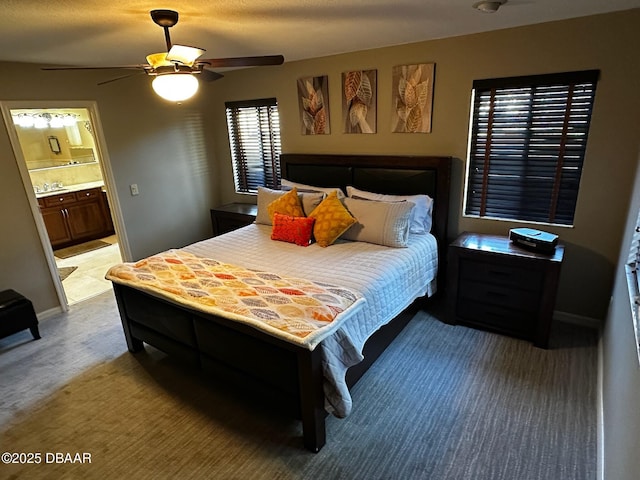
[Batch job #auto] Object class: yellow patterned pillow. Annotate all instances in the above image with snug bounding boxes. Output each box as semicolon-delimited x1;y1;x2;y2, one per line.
308;191;357;247
267;187;305;223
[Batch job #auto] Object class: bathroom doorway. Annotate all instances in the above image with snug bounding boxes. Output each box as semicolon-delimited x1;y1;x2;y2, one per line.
1;101;129;309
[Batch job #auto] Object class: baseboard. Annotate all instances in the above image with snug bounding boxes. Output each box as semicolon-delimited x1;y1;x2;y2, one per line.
36;305;63;321
554;310;602;329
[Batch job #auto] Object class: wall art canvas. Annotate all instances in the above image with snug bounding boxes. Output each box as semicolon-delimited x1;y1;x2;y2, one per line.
391;63;435;133
297;75;330;135
342;70;377;134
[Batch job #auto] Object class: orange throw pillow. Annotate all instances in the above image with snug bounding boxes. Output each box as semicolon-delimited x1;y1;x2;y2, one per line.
271;213;316;246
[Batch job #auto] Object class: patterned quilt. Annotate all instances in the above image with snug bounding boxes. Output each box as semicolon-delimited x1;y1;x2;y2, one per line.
105;249;364;350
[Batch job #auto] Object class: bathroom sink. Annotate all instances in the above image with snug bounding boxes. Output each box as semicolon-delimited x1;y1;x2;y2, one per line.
37;188;69;197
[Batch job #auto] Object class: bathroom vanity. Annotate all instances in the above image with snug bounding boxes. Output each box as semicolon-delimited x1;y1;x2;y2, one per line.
37;184;114;248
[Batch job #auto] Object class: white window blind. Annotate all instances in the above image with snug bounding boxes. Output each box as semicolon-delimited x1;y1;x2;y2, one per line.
465;70;599;226
225;98;281;193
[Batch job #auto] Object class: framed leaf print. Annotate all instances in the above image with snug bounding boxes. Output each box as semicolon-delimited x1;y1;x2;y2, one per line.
391;63;435;133
297;75;330;135
342;70;377;134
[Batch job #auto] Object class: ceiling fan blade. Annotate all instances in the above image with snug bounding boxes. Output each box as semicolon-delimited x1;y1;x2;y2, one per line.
97;71;146;86
42;65;146;71
201;69;224;82
198;55;284;68
167;45;205;66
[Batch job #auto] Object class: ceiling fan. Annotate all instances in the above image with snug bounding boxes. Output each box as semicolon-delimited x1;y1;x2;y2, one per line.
42;9;285;102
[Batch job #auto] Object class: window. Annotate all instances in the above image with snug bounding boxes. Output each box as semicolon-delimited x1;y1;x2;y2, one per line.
464;70;599;226
225;98;282;193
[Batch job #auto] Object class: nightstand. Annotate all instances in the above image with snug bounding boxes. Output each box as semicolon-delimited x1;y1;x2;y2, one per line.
446;232;564;348
210;203;258;236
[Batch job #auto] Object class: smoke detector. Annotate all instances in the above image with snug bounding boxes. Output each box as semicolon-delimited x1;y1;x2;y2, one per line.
473;0;507;13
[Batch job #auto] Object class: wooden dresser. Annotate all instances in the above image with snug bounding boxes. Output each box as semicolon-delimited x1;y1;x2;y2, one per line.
446;232;564;348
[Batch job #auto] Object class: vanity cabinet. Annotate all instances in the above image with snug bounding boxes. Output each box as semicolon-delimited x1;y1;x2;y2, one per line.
40;199;73;246
38;187;113;248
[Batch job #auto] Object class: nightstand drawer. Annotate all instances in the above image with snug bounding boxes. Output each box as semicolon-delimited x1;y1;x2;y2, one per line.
215;214;254;235
457;300;536;336
459;279;540;311
210;203;258;236
460;259;543;291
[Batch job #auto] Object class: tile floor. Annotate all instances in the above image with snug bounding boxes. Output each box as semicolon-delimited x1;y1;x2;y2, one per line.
55;235;122;305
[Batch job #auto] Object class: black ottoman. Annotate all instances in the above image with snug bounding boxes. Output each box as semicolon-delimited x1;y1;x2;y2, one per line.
0;289;40;341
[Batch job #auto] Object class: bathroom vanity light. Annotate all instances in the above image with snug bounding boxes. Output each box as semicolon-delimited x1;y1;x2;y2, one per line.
12;112;78;129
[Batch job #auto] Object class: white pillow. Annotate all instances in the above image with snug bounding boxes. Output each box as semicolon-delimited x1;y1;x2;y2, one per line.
342;197;414;247
255;187;324;225
346;186;433;234
281;178;345;198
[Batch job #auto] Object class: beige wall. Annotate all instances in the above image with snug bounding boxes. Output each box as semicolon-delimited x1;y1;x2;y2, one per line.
208;9;640;321
1;9;638;321
0;109;57;310
0;63;218;313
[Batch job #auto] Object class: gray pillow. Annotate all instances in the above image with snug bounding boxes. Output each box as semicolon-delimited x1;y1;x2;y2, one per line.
342;197;414;247
281;178;346;198
346;185;433;234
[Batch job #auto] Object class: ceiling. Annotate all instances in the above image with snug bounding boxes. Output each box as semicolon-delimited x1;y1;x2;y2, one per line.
2;0;639;69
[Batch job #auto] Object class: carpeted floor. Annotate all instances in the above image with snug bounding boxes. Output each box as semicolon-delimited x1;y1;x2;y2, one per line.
0;292;597;479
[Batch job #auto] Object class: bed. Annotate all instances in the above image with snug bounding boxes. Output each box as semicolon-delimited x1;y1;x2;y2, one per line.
109;153;451;452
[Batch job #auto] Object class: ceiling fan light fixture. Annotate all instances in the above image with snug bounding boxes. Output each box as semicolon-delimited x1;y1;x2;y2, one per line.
152;73;199;102
166;45;206;66
146;53;172;68
472;0;507;13
42;9;283;100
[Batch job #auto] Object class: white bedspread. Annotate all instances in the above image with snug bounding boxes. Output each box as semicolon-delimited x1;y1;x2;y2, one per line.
183;223;438;417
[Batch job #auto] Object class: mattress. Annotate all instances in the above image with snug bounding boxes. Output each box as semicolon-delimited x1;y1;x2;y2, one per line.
182;223;438;417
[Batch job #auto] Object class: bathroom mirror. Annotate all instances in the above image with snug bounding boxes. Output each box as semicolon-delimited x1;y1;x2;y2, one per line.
11;108;99;170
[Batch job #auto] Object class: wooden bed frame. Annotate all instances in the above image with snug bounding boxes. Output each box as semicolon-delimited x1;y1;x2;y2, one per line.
112;153;451;452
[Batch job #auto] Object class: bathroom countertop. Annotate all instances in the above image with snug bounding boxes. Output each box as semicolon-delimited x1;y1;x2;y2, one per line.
36;181;105;198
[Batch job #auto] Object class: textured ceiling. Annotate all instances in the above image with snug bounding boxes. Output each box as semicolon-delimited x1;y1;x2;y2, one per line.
2;0;639;68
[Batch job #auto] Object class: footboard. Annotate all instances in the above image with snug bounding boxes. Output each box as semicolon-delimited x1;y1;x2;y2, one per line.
112;282;327;452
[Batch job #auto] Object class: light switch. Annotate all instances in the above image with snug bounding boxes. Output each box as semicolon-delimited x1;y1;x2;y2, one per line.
130;184;139;196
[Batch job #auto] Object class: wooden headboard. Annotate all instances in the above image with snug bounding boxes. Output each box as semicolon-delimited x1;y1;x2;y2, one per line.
280;153;452;288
